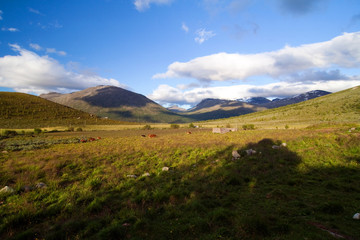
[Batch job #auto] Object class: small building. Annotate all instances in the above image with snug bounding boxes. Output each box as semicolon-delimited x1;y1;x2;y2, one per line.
212;128;238;134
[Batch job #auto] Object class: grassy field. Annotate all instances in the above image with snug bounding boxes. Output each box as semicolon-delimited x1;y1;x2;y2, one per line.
1;125;360;239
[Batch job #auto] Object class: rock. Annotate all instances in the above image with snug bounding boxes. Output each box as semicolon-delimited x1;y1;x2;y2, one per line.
142;172;150;177
0;186;14;193
245;149;256;156
232;150;241;159
162;167;169;171
353;213;360;220
36;182;47;189
1;150;8;154
272;145;280;149
127;175;137;178
281;143;287;147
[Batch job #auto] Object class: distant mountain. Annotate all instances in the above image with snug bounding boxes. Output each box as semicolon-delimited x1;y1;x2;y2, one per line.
261;90;331;108
167;105;187;112
203;86;359;128
0;92;122;128
40;85;192;123
183;98;267;121
182;90;331;121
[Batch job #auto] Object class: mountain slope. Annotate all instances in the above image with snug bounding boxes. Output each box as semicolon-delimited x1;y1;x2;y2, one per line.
40;85;192;123
0;92;122;128
201;86;360;128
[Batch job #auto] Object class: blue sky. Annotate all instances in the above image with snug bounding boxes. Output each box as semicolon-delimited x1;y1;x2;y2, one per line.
0;0;360;108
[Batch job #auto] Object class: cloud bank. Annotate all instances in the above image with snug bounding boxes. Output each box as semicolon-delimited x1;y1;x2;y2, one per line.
0;44;122;94
154;32;360;81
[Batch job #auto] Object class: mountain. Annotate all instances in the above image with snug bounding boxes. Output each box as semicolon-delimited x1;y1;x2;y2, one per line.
0;92;122;128
203;86;359;128
167;105;187;112
261;90;331;108
183;98;267;121
40;85;192;123
184;90;331;120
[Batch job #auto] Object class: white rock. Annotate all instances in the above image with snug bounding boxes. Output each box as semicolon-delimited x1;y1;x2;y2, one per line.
232;150;240;159
162;167;169;171
272;145;280;149
142;172;150;177
245;149;256;155
127;175;137;178
36;182;47;189
353;213;360;220
0;186;14;193
281;143;287;147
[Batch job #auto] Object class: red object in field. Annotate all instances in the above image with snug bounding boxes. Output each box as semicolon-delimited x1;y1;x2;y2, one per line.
88;137;96;142
97;136;101;140
148;134;157;138
187;131;192;134
80;139;87;143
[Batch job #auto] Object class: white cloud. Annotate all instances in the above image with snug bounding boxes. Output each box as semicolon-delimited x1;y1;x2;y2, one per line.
0;10;3;20
29;43;43;51
29;8;44;16
0;44;123;94
181;22;189;33
134;0;172;11
194;28;216;44
149;80;360;106
46;48;67;56
2;27;19;32
154;32;360;81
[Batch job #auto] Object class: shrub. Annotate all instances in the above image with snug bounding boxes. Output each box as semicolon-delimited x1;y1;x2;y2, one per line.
2;130;18;137
34;128;42;134
142;125;152;130
189;123;195;128
170;124;180;129
242;124;255;130
76;127;83;132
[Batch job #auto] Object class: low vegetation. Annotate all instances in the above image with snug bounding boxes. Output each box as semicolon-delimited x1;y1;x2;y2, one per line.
1;126;360;239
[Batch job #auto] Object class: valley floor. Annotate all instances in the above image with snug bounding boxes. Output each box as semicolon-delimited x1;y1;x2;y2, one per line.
1;126;360;239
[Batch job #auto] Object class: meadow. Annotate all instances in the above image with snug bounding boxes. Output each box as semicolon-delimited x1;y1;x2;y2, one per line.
1;124;360;239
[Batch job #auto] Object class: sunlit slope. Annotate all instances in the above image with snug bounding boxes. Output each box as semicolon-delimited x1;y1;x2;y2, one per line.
0;92;124;128
201;86;360;128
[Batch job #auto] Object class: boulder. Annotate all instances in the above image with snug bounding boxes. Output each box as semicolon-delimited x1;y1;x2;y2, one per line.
353;213;360;220
162;167;169;171
142;172;150;177
232;150;241;159
0;186;14;193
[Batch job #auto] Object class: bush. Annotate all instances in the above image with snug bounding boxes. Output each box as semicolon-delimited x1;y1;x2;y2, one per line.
142;125;152;130
76;127;83;132
189;123;195;128
2;130;18;137
170;124;180;129
242;124;255;130
34;128;42;134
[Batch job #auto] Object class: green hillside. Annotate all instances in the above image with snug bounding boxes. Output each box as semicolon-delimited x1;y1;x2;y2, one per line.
0;92;126;128
200;86;360;129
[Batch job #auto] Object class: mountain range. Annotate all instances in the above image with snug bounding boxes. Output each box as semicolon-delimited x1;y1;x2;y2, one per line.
39;85;331;123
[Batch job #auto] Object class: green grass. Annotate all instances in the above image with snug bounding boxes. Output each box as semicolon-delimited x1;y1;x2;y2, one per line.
0;92;132;128
1;126;359;239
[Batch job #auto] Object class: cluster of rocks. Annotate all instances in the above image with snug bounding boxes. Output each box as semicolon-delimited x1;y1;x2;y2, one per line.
232;142;287;160
126;167;170;179
0;182;47;194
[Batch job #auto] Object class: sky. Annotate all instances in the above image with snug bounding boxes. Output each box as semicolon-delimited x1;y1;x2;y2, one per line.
0;0;360;108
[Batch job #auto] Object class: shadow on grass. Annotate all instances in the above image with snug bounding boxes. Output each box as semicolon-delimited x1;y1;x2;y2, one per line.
2;138;360;240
